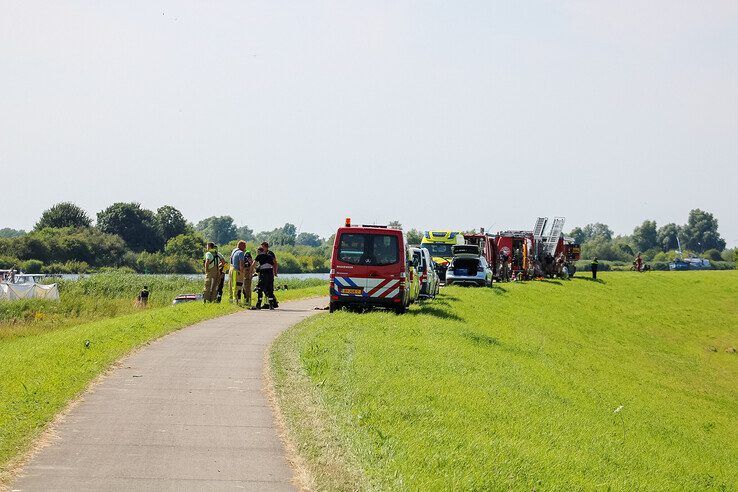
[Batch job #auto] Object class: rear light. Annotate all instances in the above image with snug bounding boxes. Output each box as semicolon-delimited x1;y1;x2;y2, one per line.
331;295;339;300
345;217;351;227
478;265;484;272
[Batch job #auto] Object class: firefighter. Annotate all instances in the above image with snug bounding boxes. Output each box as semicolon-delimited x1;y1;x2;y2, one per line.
252;246;277;310
215;247;226;303
261;241;279;307
555;253;566;278
229;241;247;305
634;253;643;272
203;242;224;302
591;257;599;280
242;250;254;307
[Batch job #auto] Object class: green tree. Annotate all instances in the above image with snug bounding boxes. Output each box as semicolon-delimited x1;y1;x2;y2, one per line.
0;228;26;238
681;209;726;252
656;223;681;252
569;223;613;244
97;202;162;252
35;202;92;230
568;227;587;245
631;220;658;253
155;205;188;242
406;228;423;245
165;232;206;261
236;225;255;241
388;220;402;229
296;232;322;247
257;223;297;246
195;216;237;245
583;223;613;241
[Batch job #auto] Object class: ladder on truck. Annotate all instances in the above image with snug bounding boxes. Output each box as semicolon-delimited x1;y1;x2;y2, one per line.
544;217;565;256
533;217;548;239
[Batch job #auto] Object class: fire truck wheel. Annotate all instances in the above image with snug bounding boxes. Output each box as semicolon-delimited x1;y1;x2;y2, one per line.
395;304;407;315
329;301;338;313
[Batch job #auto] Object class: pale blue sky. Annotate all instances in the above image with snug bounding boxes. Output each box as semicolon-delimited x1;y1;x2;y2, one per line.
1;1;737;245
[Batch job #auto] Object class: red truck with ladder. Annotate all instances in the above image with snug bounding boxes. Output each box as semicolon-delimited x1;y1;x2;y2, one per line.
494;217;580;279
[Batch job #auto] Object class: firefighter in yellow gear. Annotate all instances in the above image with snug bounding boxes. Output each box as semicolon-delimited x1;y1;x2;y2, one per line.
229;241;254;307
203;242;225;302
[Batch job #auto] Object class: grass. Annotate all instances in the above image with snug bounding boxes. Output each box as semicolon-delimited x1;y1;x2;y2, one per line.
0;272;325;340
271;271;738;490
0;273;327;483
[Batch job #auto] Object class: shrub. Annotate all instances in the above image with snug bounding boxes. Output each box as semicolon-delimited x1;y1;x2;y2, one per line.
0;255;20;269
704;249;723;262
720;248;737;262
575;260;612;272
21;259;44;273
41;261;90;274
709;261;735;270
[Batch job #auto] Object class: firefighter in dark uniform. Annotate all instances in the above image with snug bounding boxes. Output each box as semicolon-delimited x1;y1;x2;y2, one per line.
591;257;599;280
253;245;277;309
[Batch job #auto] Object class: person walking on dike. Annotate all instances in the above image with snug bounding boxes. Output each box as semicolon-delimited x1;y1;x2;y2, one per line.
591;256;599;280
137;285;149;307
229;241;247;305
252;245;277;310
203;242;225;302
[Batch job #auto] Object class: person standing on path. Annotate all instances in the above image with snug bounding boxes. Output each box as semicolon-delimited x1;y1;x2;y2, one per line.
203;242;225;302
242;250;254;307
262;241;279;307
229;241;247;305
253;245;277;310
591;257;599;280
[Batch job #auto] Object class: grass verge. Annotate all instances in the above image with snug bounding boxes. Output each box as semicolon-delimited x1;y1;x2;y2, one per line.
0;280;326;485
270;271;738;490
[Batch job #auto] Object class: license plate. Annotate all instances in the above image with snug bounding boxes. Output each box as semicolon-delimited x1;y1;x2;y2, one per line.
341;287;364;295
456;268;468;276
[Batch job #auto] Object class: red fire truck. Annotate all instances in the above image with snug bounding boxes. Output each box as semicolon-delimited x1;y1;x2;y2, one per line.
494;230;535;276
463;230;499;278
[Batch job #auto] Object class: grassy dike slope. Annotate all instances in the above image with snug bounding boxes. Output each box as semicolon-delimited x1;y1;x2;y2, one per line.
0;283;326;483
271;272;738;490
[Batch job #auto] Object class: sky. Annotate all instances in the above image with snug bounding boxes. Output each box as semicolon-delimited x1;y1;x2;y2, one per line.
1;1;737;246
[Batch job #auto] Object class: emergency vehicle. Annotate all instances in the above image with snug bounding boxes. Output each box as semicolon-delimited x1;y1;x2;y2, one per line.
329;219;412;314
419;230;464;281
563;239;581;275
463;230;499;279
494;230;535;275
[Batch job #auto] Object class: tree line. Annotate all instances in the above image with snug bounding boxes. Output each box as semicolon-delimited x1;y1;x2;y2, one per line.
0;202;331;274
568;209;735;266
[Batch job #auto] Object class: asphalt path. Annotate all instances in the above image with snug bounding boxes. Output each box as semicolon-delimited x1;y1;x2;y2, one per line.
11;297;326;491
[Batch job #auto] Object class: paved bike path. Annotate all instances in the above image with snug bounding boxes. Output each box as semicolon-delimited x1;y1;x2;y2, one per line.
11;298;326;491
